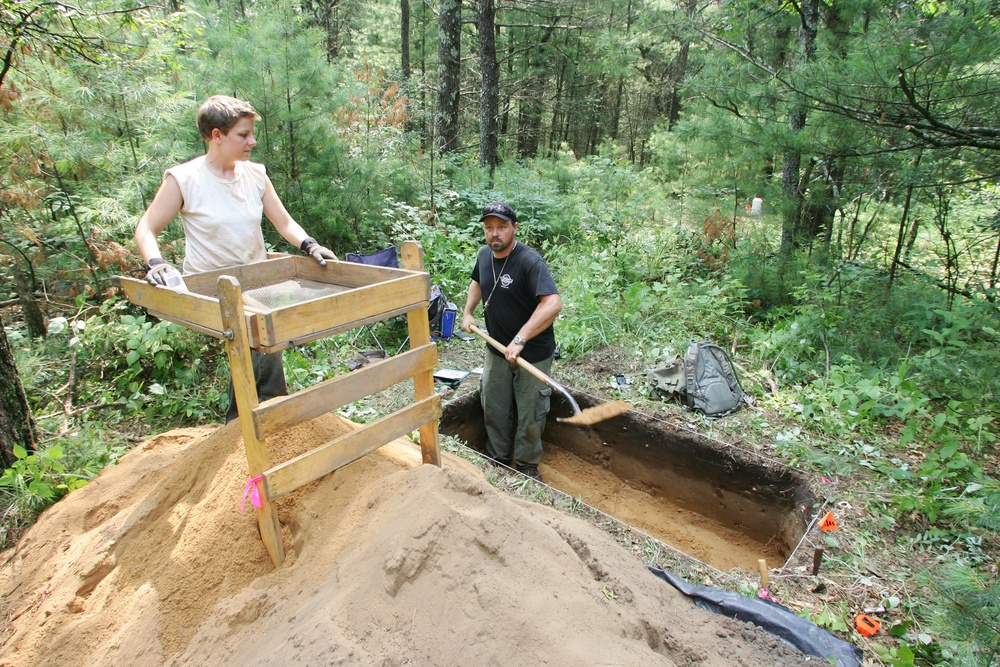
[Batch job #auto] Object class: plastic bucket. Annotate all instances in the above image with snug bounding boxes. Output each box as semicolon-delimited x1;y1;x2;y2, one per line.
440;308;457;338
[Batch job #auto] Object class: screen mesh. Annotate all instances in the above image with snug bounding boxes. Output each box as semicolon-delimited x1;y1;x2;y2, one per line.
241;279;348;311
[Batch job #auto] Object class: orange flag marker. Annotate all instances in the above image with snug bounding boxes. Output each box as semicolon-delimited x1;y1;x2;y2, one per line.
819;511;839;531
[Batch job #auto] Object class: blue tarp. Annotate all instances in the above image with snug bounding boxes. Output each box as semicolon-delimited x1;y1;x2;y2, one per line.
649;567;863;667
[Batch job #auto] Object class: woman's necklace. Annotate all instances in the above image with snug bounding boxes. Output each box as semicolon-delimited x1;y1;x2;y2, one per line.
484;241;515;312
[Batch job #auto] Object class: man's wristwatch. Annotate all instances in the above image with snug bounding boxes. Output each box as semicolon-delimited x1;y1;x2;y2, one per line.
512;335;526;346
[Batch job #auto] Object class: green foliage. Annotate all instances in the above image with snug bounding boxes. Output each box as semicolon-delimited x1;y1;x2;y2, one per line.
797;603;850;635
379;192;482;303
0;444;86;508
873;614;945;667
283;337;351;391
872;642;920;667
180;0;366;250
16;298;225;426
745;260;998;437
0;421;130;550
530;153;660;248
0;2;195;300
736;261;996;537
914;482;1000;665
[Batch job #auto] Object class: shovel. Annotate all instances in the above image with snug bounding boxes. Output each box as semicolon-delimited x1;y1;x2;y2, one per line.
469;325;631;426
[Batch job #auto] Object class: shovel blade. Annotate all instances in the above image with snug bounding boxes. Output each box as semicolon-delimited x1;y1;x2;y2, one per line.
557;400;631;427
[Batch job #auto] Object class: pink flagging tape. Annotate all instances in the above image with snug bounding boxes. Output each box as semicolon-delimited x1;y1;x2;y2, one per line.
241;475;263;514
758;588;780;604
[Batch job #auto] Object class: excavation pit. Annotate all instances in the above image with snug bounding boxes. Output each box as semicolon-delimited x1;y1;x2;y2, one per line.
440;390;819;573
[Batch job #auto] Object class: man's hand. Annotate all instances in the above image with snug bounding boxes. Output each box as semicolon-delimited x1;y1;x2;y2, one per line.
300;237;337;266
145;257;176;286
505;337;524;363
461;314;477;333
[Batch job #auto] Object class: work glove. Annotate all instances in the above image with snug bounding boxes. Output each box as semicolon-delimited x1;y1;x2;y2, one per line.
300;237;337;266
145;257;179;286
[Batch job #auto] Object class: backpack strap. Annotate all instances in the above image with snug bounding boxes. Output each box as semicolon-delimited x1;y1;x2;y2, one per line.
683;338;702;408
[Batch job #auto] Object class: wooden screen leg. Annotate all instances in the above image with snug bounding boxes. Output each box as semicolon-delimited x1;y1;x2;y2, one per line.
218;276;286;567
400;241;441;467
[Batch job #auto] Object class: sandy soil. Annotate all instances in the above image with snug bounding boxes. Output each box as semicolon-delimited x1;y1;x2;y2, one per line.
0;413;816;666
539;447;781;571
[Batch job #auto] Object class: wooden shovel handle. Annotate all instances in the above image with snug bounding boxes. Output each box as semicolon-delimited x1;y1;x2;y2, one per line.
469;324;552;385
469;324;584;419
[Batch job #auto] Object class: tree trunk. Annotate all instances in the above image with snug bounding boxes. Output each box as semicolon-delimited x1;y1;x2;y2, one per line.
779;0;818;259
609;0;632;138
435;0;462;154
516;79;543;157
889;183;916;289
989;230;1000;291
417;0;430;150
301;0;344;62
822;160;845;252
0;313;36;466
903;214;921;264
401;0;414;134
516;25;554;159
665;0;695;130
932;186;959;308
904;150;923;268
548;68;565;154
284;87;305;211
779;142;802;258
500;34;514;138
556;31;583;152
478;0;499;176
401;0;410;82
12;261;45;339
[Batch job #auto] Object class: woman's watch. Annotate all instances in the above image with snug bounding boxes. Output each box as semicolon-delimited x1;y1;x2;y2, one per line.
512;335;526;345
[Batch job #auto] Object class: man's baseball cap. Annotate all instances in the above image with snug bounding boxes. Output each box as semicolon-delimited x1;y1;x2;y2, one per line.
479;201;517;223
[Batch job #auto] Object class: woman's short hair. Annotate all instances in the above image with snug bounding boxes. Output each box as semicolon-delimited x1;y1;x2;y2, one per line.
196;95;260;140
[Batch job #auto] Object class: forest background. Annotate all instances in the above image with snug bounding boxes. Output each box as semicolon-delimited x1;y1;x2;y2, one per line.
1;0;998;664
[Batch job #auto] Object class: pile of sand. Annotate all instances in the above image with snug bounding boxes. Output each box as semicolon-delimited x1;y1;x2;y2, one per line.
0;414;813;666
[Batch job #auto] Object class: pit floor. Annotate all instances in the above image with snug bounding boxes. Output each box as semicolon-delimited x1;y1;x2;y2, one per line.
538;445;785;572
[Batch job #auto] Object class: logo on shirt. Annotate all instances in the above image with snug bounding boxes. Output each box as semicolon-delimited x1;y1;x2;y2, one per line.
500;273;513;288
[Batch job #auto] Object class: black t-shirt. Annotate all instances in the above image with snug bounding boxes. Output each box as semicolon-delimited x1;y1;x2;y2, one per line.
471;242;558;363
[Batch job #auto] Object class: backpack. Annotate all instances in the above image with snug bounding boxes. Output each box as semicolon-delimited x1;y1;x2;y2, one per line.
644;338;747;418
646;354;686;399
683;338;745;418
428;284;447;332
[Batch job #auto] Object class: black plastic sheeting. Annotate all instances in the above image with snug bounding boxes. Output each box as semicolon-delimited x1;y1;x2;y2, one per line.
649;567;863;667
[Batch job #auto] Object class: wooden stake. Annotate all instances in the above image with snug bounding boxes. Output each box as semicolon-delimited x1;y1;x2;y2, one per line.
812;547;825;576
758;558;769;588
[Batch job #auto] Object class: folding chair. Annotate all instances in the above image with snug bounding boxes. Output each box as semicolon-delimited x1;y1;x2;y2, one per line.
346;247;400;354
346;246;399;268
346;247;447;356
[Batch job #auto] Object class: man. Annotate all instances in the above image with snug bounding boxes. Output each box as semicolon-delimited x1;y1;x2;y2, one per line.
461;201;562;481
134;95;336;422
